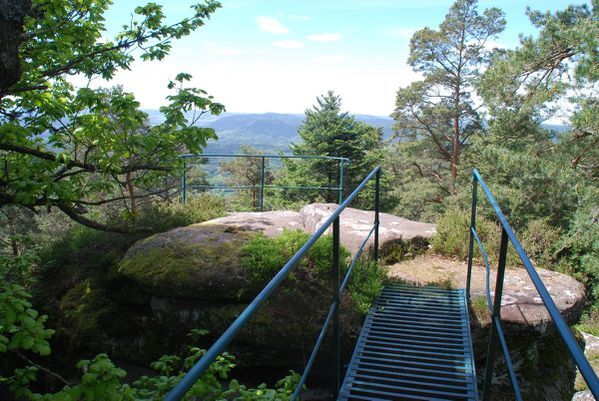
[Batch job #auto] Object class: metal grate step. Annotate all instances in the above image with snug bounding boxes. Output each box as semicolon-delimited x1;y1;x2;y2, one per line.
339;284;478;401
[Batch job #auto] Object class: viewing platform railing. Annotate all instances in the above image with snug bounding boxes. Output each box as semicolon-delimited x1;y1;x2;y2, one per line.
164;165;381;401
179;153;350;209
467;168;599;400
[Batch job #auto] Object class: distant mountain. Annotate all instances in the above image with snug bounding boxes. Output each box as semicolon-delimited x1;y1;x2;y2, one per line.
202;113;304;154
142;110;569;155
142;111;395;154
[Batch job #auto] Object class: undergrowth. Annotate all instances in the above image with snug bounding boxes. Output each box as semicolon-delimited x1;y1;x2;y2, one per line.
241;229;386;314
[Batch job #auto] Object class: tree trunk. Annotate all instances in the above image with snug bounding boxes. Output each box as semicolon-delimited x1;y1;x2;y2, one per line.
125;172;137;216
11;238;19;256
451;30;465;195
0;0;31;96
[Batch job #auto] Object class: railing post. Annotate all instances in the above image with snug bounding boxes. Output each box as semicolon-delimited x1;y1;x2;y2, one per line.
338;160;345;204
332;216;341;399
482;228;509;401
374;168;380;262
259;156;266;211
466;171;478;301
181;159;187;206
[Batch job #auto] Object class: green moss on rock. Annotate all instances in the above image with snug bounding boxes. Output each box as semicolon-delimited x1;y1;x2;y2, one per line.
118;224;260;301
58;279;120;347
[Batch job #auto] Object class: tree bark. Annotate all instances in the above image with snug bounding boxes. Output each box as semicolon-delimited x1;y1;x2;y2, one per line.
0;0;31;97
125;171;137;216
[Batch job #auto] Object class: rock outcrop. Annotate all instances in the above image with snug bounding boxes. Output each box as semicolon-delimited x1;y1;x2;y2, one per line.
203;203;436;253
58;222;365;368
387;255;585;329
63;203;433;367
118;224;260;301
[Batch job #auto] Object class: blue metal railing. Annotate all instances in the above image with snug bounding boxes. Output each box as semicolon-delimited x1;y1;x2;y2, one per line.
179;154;350;209
164;165;381;401
466;168;599;400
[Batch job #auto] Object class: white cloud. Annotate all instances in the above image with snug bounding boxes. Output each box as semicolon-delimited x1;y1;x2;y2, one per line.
257;16;289;35
87;58;422;116
306;33;344;42
204;42;242;56
273;40;305;49
312;54;346;64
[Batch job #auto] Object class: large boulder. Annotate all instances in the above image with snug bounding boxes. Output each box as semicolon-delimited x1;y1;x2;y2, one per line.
203;203;436;253
388;255;587;400
118;224;260;301
56;223;363;369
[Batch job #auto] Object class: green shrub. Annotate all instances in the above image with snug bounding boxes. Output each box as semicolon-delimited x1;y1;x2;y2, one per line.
379;236;429;265
241;229;349;283
520;218;562;269
348;260;387;314
432;208;501;261
242;230;386;314
553;202;599;308
576;309;599;337
136;194;226;232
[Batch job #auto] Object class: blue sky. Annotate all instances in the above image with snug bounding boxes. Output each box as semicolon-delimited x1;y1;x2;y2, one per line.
93;0;585;116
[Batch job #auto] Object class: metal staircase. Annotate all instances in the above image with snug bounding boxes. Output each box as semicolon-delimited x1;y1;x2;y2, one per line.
339;285;477;401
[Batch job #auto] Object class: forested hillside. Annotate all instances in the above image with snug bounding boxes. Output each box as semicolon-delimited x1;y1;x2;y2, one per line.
144;111;394;153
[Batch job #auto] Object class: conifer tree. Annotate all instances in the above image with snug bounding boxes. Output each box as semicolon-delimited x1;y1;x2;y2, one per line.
285;91;383;206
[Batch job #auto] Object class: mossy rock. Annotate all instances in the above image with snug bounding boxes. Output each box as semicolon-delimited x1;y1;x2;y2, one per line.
58;279;122;350
40;224;367;371
118;224;261;302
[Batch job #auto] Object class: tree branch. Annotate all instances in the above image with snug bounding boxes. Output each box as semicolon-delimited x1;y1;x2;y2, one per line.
10;350;72;386
56;202;151;234
0;142;171;173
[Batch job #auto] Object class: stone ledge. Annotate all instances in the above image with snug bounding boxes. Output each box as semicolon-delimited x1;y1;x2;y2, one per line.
201;202;436;253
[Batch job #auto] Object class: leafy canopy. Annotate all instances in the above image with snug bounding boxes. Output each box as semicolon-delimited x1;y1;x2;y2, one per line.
0;0;224;231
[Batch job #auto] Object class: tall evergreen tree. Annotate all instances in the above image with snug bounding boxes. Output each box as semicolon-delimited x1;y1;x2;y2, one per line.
391;0;505;198
284;91;383;207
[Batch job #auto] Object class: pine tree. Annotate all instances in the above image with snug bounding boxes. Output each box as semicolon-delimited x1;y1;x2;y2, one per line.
284;91;383;207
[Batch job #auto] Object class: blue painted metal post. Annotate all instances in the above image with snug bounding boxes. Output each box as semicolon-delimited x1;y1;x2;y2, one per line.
466;173;478;301
482;228;509;401
259;156;265;211
338;160;345;204
332;216;341;399
374;168;380;262
181;159;187;206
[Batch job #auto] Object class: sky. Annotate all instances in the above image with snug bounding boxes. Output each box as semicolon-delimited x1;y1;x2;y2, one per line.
90;0;585;116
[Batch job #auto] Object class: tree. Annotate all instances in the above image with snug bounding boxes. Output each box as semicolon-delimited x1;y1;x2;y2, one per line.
392;0;505;196
0;0;224;232
479;1;598;179
219;145;274;209
285;91;384;207
472;2;598;303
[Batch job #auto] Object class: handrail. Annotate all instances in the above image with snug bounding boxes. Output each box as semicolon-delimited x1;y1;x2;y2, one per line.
163;165;381;401
466;168;599;400
179;153;350;208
